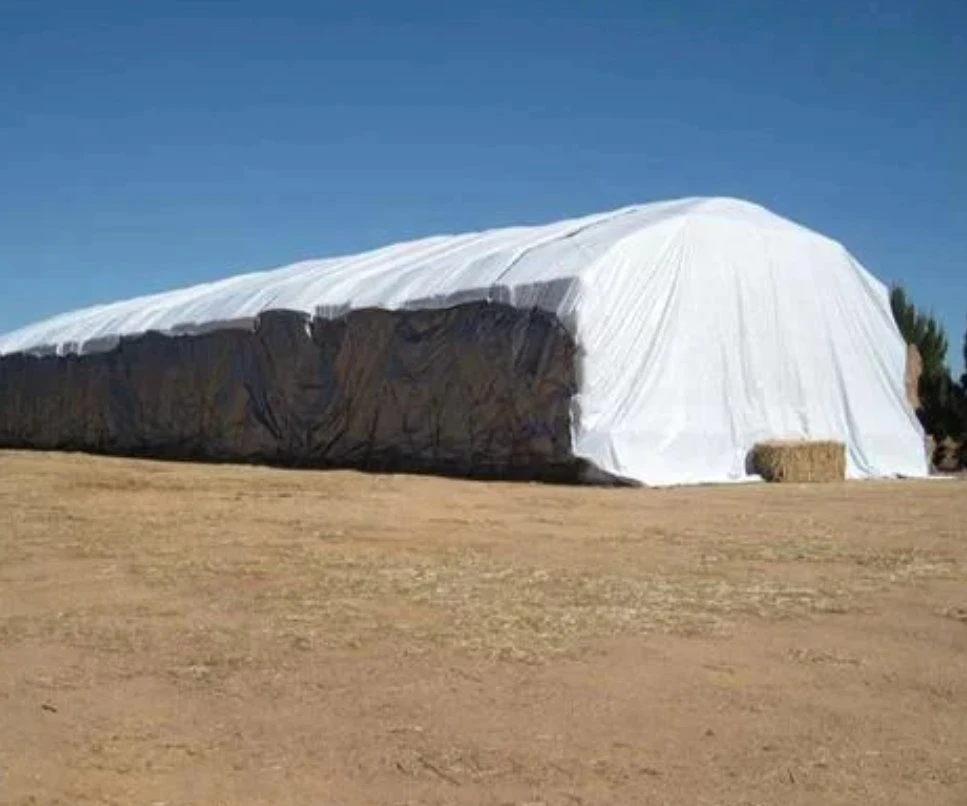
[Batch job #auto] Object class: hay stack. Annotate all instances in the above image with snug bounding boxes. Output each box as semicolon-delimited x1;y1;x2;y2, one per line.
750;440;846;483
905;343;922;411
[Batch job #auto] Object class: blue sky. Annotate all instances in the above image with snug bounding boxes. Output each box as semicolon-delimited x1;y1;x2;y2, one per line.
2;0;965;370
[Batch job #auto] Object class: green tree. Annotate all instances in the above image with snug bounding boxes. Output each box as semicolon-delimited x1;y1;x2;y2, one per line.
960;321;967;467
962;320;967;392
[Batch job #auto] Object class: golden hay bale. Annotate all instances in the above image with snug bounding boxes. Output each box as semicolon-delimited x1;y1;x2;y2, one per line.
905;343;922;411
750;440;846;483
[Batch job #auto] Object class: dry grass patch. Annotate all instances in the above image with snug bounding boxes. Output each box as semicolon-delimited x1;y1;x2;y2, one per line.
111;543;850;663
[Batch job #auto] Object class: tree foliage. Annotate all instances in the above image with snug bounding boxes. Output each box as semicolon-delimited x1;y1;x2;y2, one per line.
961;322;967;467
963;321;967;392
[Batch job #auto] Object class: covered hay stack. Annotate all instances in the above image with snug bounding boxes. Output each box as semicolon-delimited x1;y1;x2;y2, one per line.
750;440;846;483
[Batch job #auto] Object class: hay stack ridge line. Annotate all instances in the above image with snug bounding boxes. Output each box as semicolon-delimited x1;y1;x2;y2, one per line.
750;440;846;483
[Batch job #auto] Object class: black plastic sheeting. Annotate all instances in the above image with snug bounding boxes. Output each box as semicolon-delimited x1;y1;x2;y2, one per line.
0;302;584;481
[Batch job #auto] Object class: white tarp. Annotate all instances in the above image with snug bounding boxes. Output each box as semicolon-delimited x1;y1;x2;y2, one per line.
0;196;928;485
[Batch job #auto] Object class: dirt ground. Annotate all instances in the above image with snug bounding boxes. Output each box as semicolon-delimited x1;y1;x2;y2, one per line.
0;451;965;805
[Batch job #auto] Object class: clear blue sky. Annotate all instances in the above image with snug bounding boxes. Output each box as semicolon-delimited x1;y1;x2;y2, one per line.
2;0;964;370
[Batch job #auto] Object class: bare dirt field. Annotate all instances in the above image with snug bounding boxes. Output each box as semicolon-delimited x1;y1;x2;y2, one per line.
1;450;965;805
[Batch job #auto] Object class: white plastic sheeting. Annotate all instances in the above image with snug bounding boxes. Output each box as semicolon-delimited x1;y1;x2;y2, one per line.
0;197;928;485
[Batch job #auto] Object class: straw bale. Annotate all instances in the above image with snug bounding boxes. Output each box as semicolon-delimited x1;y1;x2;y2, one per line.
750;440;846;483
905;343;922;411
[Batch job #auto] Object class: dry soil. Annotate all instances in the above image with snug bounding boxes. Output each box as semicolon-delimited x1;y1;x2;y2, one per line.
1;451;965;805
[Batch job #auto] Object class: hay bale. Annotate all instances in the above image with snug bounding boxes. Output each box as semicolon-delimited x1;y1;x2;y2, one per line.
904;343;922;411
750;440;846;483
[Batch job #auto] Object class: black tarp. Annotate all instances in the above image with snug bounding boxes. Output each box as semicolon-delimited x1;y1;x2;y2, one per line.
0;302;581;480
